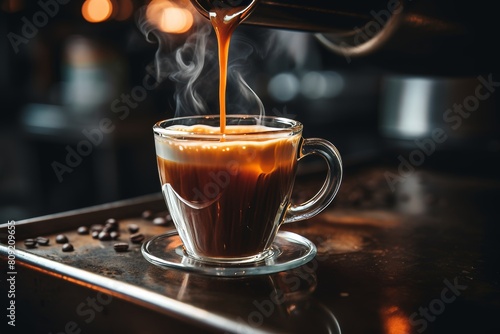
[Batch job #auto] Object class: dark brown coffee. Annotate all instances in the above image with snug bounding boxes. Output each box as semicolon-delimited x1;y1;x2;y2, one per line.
156;124;300;259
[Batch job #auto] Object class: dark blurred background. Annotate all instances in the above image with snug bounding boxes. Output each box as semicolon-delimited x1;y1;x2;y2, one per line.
1;0;499;222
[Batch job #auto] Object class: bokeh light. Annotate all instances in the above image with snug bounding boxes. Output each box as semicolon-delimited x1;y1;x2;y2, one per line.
161;7;193;33
267;73;300;102
146;0;194;34
82;0;113;23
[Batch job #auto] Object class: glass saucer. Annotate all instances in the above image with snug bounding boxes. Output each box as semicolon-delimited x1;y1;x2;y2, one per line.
141;230;317;276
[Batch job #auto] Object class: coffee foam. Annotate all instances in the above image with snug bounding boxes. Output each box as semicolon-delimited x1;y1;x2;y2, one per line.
165;124;282;134
155;125;300;173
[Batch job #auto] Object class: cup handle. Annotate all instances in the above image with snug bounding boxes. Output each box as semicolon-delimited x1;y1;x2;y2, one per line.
284;138;343;224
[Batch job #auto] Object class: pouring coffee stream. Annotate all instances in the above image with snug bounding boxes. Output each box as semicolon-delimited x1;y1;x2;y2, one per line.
191;0;259;134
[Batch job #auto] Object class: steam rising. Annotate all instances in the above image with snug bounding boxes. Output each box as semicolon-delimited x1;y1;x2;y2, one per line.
136;2;272;118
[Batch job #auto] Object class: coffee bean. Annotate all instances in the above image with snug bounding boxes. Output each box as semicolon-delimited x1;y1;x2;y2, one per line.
105;218;119;228
77;226;89;235
165;214;173;223
152;217;167;226
56;234;68;244
24;239;37;248
142;210;153;220
128;224;139;233
113;242;129;252
110;231;120;240
91;224;104;232
130;233;145;244
98;231;111;241
62;243;74;252
103;224;117;233
92;231;100;239
36;236;50;246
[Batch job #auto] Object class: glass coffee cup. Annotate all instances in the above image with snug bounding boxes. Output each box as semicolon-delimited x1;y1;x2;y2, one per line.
142;115;342;276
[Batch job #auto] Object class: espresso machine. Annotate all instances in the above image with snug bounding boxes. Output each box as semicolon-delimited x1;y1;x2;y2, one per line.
192;0;500;74
210;0;500;151
191;0;499;149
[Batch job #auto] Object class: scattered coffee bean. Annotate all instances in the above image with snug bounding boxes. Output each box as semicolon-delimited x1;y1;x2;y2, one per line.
113;242;129;252
105;218;119;228
142;210;153;220
98;231;111;241
77;226;89;235
130;233;145;244
62;243;74;252
36;236;50;246
92;231;100;239
128;224;139;233
103;225;117;233
56;234;68;244
24;239;37;248
152;217;167;226
110;231;120;240
91;224;104;232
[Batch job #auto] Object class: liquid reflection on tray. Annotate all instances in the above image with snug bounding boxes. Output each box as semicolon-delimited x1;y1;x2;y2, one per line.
146;265;341;333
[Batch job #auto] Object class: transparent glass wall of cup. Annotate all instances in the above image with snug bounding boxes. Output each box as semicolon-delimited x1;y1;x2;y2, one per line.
153;115;342;265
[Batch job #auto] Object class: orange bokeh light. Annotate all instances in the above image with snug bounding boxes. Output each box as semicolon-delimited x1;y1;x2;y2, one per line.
161;7;193;33
82;0;113;23
146;0;194;34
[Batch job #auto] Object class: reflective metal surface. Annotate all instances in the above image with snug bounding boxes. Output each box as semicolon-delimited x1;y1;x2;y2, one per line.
1;156;500;333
